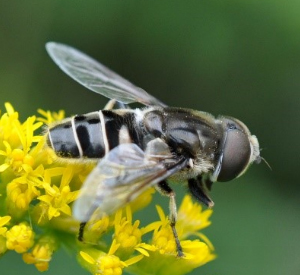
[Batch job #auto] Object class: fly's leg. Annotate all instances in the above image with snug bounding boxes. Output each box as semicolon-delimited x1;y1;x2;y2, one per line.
188;177;214;208
104;99;130;110
78;222;86;242
77;203;100;243
156;180;184;257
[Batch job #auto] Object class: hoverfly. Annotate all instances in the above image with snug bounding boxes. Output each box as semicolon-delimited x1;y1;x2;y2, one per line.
45;42;261;256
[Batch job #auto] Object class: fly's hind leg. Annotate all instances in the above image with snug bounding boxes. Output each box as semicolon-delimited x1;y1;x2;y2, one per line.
104;99;130;110
78;222;86;242
156;180;184;257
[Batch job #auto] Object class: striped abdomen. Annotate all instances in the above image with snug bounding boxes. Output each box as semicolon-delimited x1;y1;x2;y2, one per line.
46;110;142;159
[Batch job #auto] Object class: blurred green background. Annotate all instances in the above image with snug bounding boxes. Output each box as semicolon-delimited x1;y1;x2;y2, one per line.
1;1;300;274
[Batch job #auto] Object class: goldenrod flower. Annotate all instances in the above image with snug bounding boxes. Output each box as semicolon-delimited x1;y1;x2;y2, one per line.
22;235;57;272
177;194;213;239
0;103;23;149
79;240;144;275
151;205;178;255
38;167;79;220
37;109;65;125
129;203;215;275
85;214;110;242
149;203;214;258
6;164;45;213
0;216;11;236
23;243;52;272
0;216;11;255
113;206;156;258
0;104;42;176
0;103;215;274
6;222;34;253
0;236;7;255
114;207;142;250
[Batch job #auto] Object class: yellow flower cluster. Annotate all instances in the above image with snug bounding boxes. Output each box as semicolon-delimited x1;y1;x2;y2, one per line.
0;103;215;274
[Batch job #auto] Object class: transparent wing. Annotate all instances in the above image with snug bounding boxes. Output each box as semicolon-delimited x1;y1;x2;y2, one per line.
46;42;166;107
73;143;185;222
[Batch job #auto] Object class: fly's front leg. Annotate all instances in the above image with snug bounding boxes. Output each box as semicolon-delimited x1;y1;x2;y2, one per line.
188;176;214;207
104;99;130;110
156;180;184;257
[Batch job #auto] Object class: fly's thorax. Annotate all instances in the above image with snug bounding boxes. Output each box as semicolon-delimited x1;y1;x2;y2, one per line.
210;116;260;182
143;107;223;169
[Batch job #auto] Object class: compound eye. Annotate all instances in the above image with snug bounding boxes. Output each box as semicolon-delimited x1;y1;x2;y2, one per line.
217;129;251;182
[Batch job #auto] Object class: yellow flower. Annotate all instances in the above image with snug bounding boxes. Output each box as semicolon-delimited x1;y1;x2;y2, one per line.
23;243;52;271
0;103;22;149
79;240;143;275
80;194;216;275
150;201;214;258
0;235;7;254
0;103;46;215
151;205;178;255
38;167;79;220
23;235;58;272
133;238;215;275
113;206;156;258
37;109;65;125
83;214;110;244
6;222;34;253
6;164;45;212
114;207;142;250
177;194;213;239
0;142;34;174
179;239;216;267
0;216;11;236
128;196;215;275
0;106;42;175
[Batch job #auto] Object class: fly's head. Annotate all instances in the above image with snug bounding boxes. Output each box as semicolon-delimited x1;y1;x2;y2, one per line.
210;116;260;183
